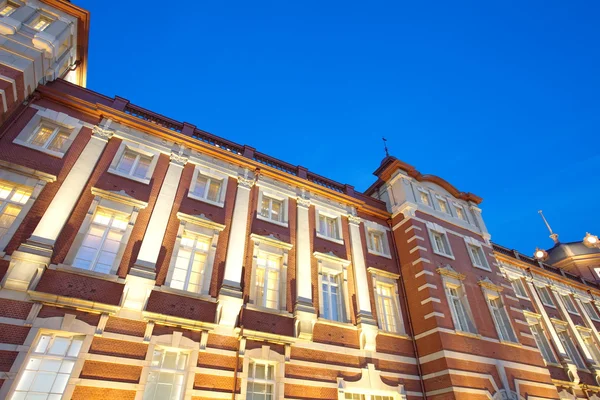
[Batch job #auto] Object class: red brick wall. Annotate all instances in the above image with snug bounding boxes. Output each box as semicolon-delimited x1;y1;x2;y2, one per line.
71;386;136;400
37;305;101;327
35;269;124;306
0;350;17;372
145;290;217;323
313;322;360;349
0;323;29;344
0;298;32;319
193;374;239;393
240;308;294;336
79;360;142;383
88;337;148;360
104;316;147;337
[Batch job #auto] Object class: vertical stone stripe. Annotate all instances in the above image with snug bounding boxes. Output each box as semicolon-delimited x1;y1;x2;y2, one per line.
295;198;312;305
348;216;372;317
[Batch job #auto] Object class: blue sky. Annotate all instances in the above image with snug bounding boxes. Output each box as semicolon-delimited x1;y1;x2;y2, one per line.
78;0;599;254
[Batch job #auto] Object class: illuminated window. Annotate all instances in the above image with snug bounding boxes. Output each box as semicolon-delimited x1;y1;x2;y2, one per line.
376;283;401;333
529;322;557;364
418;189;431;206
254;253;281;309
260;195;283;223
537;286;555;307
561;294;579;315
13;334;83;399
437;198;450;214
455;205;467;221
318;214;339;240
246;361;275;400
192;173;222;203
170;232;210;293
583;302;600;322
468;244;490;270
28;123;70;153
446;285;477;334
0;3;17;17
31;16;52;31
581;331;600;366
511;278;528;299
73;209;129;274
143;348;188;400
487;296;517;342
430;230;452;257
557;329;586;369
0;182;30;241
321;271;343;322
116;149;152;179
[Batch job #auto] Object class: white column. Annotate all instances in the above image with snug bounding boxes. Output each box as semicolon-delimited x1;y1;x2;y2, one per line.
526;281;567;357
131;147;187;279
29;124;114;248
348;215;373;321
295;196;313;308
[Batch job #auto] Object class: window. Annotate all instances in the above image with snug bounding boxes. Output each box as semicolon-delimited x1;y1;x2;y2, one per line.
260;195;283;223
246;361;275;400
143;348;187;400
0;2;17;17
318;214;339;239
28;124;70;153
32;16;52;31
254;253;281;309
437;198;450;214
73;208;129;274
321;271;343;321
557;329;586;369
583;302;600;321
446;286;477;334
537;286;555;307
468;244;489;270
430;230;452;257
116;149;152;179
530;322;557;364
511;278;529;299
192;173;222;203
0;182;30;241
455;205;467;221
170;232;210;293
367;229;387;255
418;189;431;206
376;283;400;333
488;297;517;342
581;331;600;366
13;334;83;399
562;294;579;315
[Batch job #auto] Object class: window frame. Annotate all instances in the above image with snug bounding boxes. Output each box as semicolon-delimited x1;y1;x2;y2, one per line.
0;2;18;17
252;251;283;310
556;327;586;369
579;329;600;366
466;241;491;271
444;281;477;334
417;188;432;207
315;208;343;244
256;189;288;227
316;252;351;324
436;196;451;214
454;203;468;222
108;142;159;185
528;319;558;364
510;278;529;300
485;293;518;343
246;359;277;400
427;226;454;259
30;14;53;31
364;223;391;259
168;231;211;294
371;271;404;335
143;347;189;400
582;301;600;322
536;286;556;308
188;165;228;208
561;294;580;315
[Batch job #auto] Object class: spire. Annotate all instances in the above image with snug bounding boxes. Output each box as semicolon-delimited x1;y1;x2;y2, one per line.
538;210;559;244
382;137;389;157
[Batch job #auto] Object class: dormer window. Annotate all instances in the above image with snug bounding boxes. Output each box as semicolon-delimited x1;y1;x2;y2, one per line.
32;16;52;31
0;3;17;17
438;198;450;214
418;189;431;206
455;205;467;221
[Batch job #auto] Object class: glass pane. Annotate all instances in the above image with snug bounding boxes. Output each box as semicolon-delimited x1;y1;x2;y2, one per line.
117;151;136;174
270;200;281;221
31;126;54;146
50;373;69;394
48;337;70;356
47;132;69;152
30;371;56;392
133;156;151;178
194;175;208;198
207;179;221;202
163;351;177;369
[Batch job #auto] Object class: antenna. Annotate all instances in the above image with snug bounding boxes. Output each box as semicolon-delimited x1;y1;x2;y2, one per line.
538;210;559;244
382;137;389;157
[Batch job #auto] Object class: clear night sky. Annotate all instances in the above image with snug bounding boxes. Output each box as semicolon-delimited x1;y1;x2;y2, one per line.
77;0;599;255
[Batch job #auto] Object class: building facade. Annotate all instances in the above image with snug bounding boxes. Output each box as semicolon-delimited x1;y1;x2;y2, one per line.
0;2;597;400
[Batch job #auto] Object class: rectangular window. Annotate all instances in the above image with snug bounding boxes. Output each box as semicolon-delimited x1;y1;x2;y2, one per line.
0;3;17;17
418;190;431;206
557;330;586;369
582;332;600;365
530;322;557;364
29;124;69;153
321;271;343;322
455;205;467;221
170;232;210;293
468;244;489;270
13;334;83;399
193;173;222;203
73;208;129;274
511;278;528;299
0;182;30;241
116;149;152;179
319;214;338;239
143;348;187;400
247;361;275;400
537;286;555;307
376;283;400;333
254;253;281;309
488;297;517;342
583;302;600;321
431;230;452;257
368;230;386;254
32;16;52;31
562;294;579;315
437;198;450;214
260;195;283;223
446;286;477;334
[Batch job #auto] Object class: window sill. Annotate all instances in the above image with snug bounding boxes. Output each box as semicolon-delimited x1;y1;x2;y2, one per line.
316;232;344;245
499;339;522;348
377;329;410;340
515;295;531;301
187;192;225;208
544;361;563;368
158;285;216;303
567;311;580;316
256;213;288;228
14;139;66;159
589;318;600;323
107;168;150;185
53;263;122;282
432;249;455;260
472;263;492;272
316;317;356;330
542;303;557;309
454;330;480;339
367;249;392;259
245;303;292;317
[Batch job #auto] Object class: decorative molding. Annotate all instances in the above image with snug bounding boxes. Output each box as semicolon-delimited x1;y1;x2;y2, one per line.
170;144;189;166
237;175;255;189
347;214;361;226
90;187;148;209
313;251;351;266
176;211;226;232
478;277;504;292
436;265;466;281
367;266;400;280
250;233;293;250
92;125;115;141
296;195;311;208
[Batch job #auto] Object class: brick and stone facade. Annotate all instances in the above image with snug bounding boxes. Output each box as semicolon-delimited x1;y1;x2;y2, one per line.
0;2;598;400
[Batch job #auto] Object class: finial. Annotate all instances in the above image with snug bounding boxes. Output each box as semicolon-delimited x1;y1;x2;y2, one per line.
382;137;389;157
538;210;559;244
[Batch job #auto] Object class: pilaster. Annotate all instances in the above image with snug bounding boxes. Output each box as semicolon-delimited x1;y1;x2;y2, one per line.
294;193;316;340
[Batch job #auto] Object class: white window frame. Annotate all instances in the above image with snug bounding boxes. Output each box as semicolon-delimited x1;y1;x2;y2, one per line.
188;165;228;208
315;208;343;244
11;333;85;400
417;188;432;207
427;223;454;259
241;347;285;400
464;237;490;271
0;2;18;17
143;347;190;400
253;251;283;310
364;221;391;258
165;212;224;298
30;14;53;31
582;301;600;322
453;203;468;222
561;294;579;315
484;292;518;343
579;329;600;366
510;278;529;300
536;286;556;308
436;196;451;214
246;360;277;399
316;252;351;324
528;318;558;364
108;141;159;185
370;269;404;335
444;280;477;334
556;326;586;369
256;189;288;227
